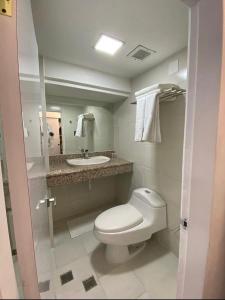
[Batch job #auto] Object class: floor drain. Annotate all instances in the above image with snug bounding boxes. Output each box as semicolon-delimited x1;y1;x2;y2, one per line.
38;280;50;293
60;270;74;285
82;276;97;291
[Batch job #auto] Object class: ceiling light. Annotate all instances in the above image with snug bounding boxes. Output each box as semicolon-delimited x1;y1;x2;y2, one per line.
50;106;61;111
95;34;124;55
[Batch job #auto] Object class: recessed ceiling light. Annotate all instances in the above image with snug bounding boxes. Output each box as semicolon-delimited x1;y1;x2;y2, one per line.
95;34;124;55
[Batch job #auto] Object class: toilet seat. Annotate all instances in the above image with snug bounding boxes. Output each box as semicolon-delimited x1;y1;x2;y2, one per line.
94;188;167;264
95;204;143;233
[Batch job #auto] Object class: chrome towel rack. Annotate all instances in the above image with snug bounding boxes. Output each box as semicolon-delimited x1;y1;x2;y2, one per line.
83;113;95;120
131;87;186;104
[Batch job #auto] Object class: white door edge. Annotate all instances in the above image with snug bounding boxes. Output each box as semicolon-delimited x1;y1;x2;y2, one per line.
177;0;223;298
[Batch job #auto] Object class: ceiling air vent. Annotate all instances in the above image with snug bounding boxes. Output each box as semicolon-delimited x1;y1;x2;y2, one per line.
127;45;156;61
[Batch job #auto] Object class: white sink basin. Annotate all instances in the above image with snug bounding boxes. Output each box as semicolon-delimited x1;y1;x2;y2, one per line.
66;156;110;166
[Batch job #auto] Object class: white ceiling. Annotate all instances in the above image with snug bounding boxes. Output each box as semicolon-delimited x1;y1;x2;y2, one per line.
32;0;188;79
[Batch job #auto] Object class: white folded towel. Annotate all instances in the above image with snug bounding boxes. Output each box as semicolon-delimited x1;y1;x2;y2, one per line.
134;94;146;141
142;91;161;143
75;114;85;137
135;83;179;97
135;89;161;143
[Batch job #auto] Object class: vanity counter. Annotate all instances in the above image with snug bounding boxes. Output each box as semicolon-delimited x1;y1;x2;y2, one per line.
47;157;133;187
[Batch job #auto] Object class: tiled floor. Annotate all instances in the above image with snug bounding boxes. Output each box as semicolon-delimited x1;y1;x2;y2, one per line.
39;221;178;299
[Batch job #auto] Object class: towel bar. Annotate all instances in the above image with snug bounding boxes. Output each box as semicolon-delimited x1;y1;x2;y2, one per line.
131;87;186;104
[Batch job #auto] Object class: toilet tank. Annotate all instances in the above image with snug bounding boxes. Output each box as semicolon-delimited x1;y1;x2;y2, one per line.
129;188;166;221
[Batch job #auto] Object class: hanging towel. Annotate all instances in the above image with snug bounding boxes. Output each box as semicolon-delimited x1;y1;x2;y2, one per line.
134;94;146;141
75;114;85;137
142;91;161;143
135;89;161;143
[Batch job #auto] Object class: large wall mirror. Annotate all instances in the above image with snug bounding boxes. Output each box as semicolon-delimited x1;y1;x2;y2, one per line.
45;83;127;155
46;101;114;155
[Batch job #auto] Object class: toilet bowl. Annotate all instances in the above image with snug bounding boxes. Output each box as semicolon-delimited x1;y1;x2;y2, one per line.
94;188;167;264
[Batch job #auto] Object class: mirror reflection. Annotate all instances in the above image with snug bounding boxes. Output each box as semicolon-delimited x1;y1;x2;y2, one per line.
46;99;114;155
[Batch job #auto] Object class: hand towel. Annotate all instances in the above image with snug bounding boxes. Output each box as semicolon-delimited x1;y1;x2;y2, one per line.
135;89;161;143
75;114;85;137
134;94;146;141
142;91;161;143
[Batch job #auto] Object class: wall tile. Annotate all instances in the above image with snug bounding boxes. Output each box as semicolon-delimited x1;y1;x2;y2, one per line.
114;48;187;255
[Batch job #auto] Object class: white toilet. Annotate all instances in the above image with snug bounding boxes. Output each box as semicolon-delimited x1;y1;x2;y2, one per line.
94;188;167;264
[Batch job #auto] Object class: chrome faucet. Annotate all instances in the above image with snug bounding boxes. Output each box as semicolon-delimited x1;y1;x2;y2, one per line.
84;149;89;159
81;148;89;159
81;148;85;158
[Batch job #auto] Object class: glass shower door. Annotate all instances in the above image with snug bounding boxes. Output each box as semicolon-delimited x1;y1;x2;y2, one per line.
17;0;55;296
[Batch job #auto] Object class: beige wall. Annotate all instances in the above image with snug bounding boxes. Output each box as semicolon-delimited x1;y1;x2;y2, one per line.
60;104;85;154
114;48;187;255
84;105;114;152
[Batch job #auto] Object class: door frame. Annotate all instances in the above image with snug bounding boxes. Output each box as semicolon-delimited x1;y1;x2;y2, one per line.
0;1;39;298
178;0;224;298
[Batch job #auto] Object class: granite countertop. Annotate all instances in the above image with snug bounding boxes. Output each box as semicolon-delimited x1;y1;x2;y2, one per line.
47;156;133;187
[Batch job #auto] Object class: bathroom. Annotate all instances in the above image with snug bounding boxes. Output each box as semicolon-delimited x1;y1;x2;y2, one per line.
0;0;190;299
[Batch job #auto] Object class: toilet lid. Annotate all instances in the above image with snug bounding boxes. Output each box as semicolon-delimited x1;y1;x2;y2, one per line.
95;204;143;233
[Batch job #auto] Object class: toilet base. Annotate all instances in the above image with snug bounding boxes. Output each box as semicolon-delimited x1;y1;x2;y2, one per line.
105;242;146;264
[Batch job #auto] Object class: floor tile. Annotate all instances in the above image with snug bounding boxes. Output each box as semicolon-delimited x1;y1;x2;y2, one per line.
133;243;178;299
52;225;179;299
60;270;74;285
54;256;101;299
89;244;118;278
54;236;86;268
68;211;100;239
71;256;99;282
40;290;56;299
138;292;152;299
55;279;84;299
53;256;98;289
37;270;56;296
81;231;101;254
54;221;71;247
63;285;107;299
99;268;145;299
36;238;55;275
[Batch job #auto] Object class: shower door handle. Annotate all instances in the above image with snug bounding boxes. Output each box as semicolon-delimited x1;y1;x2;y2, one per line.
47;197;56;207
35;197;56;248
36;197;56;210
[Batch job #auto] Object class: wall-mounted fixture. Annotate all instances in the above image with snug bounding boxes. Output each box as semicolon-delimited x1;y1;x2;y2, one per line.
127;45;156;61
94;34;124;55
